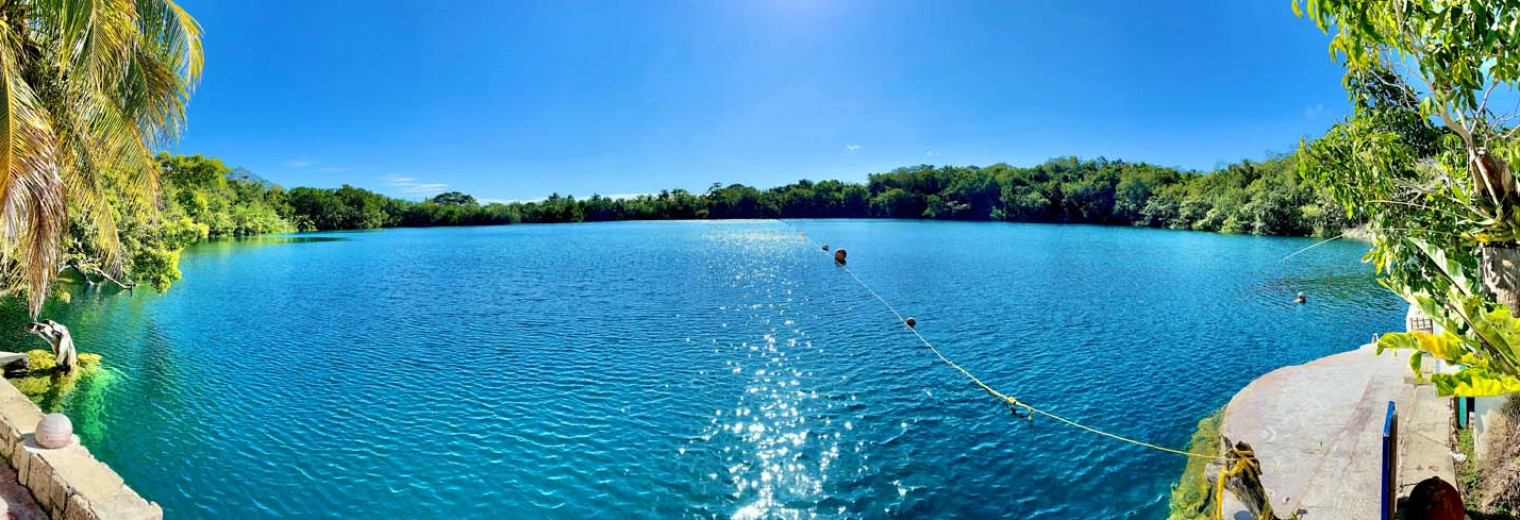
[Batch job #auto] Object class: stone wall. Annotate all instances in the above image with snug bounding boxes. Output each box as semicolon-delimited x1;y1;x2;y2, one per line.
0;378;159;520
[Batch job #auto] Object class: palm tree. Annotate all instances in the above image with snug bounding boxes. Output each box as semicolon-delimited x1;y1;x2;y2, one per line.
0;0;202;314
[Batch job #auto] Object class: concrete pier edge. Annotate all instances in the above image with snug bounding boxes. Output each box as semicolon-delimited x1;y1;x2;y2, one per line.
0;377;160;520
1217;343;1457;518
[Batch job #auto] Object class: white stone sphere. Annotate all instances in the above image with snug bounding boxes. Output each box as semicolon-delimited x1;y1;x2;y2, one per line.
35;413;73;449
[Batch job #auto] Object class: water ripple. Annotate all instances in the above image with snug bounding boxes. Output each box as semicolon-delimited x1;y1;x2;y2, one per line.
22;220;1403;518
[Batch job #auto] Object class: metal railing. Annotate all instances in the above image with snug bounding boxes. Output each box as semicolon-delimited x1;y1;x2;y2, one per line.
1408;316;1434;334
1381;401;1399;520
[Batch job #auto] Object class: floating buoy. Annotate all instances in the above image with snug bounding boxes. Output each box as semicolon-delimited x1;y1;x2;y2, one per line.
822;244;829;251
834;249;847;264
905;317;916;329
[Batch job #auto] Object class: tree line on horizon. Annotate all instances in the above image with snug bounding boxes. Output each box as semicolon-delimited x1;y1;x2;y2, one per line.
83;150;1348;290
146;150;1354;243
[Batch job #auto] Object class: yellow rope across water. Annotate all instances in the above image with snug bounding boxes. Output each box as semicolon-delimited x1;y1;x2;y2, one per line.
778;219;1224;461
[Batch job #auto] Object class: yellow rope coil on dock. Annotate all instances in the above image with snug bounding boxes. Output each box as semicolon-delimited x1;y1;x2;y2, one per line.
1214;448;1261;520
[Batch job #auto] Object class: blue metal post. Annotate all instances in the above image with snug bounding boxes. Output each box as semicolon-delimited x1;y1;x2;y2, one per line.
1382;401;1398;520
1458;397;1468;429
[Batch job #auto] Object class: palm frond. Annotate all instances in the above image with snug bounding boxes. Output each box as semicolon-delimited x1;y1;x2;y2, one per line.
0;0;202;312
134;0;201;108
0;25;66;314
31;0;138;83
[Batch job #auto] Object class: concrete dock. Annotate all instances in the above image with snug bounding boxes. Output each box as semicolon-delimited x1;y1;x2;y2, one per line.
0;376;161;519
1217;344;1455;518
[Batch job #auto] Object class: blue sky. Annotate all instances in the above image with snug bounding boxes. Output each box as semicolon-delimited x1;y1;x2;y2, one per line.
172;0;1348;202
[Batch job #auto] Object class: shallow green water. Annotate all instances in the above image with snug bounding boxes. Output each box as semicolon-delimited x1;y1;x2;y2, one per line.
18;220;1402;518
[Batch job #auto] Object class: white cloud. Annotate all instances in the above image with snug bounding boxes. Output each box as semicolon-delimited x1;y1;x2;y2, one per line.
384;175;449;196
925;150;936;157
845;144;860;152
319;167;354;172
1305;104;1326;118
601;193;652;200
286;158;315;168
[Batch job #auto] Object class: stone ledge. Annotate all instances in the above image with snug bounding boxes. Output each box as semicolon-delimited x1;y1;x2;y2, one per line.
0;377;159;520
1219;344;1414;519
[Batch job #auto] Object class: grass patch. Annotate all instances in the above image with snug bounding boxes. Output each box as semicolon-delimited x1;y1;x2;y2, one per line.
1457;425;1483;507
1473;398;1520;518
1456;397;1520;520
1168;407;1225;520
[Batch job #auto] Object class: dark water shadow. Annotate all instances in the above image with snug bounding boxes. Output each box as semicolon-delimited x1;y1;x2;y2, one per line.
182;235;351;259
190;235;348;248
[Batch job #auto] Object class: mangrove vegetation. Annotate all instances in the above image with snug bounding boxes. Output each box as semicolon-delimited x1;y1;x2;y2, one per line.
60;146;1357;295
125;151;1353;268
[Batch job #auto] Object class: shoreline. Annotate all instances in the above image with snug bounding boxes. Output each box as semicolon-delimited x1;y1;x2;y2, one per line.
252;216;1360;241
0;378;159;519
1183;334;1475;517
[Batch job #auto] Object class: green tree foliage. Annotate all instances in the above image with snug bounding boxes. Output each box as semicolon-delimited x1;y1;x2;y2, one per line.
160;154;293;237
1297;0;1520;395
123;153;1352;252
0;0;202;313
430;191;478;206
99;150;1352;293
493;157;1338;235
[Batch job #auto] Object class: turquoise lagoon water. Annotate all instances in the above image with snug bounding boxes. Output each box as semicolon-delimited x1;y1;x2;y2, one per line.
26;220;1402;518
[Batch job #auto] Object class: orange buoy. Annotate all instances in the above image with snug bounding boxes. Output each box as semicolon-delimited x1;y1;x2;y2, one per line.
822;244;829;251
834;249;847;264
905;317;916;329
